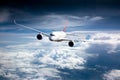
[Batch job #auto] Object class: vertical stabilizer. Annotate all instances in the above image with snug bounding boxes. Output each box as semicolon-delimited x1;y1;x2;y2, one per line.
63;21;68;32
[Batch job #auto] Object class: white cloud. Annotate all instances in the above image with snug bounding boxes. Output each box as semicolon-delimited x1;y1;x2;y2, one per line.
0;33;88;80
88;32;120;54
92;32;120;41
90;16;103;21
0;31;96;80
37;48;86;69
103;69;120;80
0;50;61;80
0;31;120;80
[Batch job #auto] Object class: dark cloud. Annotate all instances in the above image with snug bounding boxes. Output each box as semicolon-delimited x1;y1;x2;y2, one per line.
85;43;120;69
58;43;120;80
85;43;111;54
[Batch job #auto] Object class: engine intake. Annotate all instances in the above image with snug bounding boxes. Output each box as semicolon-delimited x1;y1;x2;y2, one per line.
68;41;74;47
37;34;42;40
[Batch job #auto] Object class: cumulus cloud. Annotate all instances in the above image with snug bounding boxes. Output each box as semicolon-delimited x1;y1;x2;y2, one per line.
88;32;120;54
0;47;87;80
0;31;120;80
103;69;120;80
0;50;61;80
92;32;120;41
0;31;91;80
34;48;86;69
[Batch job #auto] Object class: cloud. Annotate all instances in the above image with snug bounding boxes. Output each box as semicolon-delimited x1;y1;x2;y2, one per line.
92;32;120;41
61;31;120;55
12;14;103;30
94;32;120;54
0;31;91;80
103;69;120;80
34;48;86;69
34;14;104;29
0;8;104;31
0;50;61;80
0;31;120;80
90;16;104;21
0;46;88;80
4;36;88;69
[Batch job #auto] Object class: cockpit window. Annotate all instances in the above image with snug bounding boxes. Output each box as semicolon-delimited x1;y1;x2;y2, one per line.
50;33;54;36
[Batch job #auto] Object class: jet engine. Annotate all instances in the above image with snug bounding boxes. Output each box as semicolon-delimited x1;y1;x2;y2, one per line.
68;41;74;47
37;34;42;40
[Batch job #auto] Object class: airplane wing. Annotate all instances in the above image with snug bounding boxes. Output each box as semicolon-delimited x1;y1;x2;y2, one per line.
14;20;49;37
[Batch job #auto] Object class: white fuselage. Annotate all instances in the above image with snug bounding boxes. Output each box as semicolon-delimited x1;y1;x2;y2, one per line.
49;31;66;41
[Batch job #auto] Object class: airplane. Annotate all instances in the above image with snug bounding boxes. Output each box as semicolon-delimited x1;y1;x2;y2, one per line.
14;20;74;47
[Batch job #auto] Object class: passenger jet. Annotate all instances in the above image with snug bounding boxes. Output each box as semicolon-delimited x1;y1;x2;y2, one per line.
14;20;74;47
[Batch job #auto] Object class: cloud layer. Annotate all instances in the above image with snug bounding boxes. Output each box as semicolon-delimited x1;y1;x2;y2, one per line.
0;31;120;80
103;69;120;80
31;14;104;30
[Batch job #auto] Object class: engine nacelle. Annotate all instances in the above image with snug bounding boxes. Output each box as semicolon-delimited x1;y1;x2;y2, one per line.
68;41;74;47
37;34;42;40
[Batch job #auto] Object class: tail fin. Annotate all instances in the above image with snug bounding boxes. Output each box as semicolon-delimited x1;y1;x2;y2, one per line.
63;21;68;32
63;26;67;32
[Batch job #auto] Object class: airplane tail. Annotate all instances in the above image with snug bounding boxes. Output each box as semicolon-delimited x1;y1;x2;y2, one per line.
63;26;67;32
63;21;68;32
